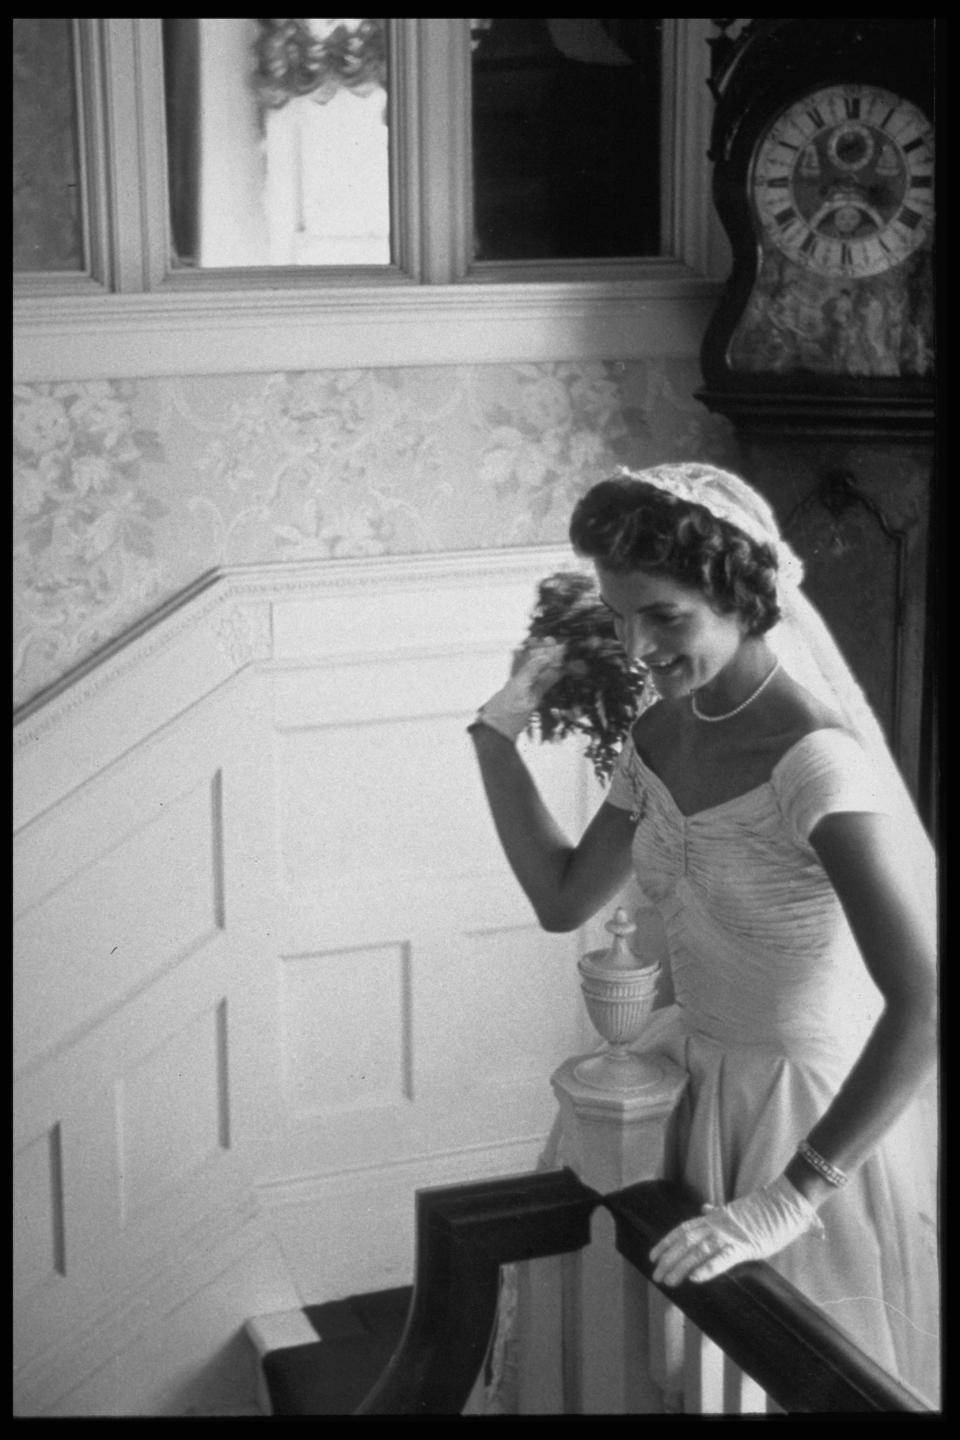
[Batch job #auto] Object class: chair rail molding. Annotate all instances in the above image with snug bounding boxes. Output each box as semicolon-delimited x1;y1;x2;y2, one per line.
14;544;577;833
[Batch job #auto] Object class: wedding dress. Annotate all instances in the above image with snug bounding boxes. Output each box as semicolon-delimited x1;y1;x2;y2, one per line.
603;724;940;1406
469;463;939;1411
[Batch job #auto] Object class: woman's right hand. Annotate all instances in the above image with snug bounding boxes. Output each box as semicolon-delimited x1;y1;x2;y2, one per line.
474;638;567;742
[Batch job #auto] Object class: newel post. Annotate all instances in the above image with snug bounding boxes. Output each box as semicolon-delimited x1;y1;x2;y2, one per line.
518;908;688;1415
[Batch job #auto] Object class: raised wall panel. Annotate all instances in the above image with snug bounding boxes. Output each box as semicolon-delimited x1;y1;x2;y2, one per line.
279;944;412;1113
13;1126;65;1297
270;577;549;662
15;664;303;1415
277;718;505;895
276;716;587;944
117;999;231;1225
418;924;583;1087
272;649;513;728
12;581;244;833
14;774;224;1073
14;547;603;1411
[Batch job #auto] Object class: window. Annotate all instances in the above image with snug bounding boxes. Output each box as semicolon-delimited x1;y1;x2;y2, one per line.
13;19;728;382
163;19;393;270
471;19;664;264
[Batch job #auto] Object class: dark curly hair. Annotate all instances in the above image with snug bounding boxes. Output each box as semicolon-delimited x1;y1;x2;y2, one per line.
569;475;781;637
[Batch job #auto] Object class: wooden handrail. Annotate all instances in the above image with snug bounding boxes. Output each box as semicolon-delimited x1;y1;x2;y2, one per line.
605;1179;932;1414
355;1167;599;1414
354;1167;932;1414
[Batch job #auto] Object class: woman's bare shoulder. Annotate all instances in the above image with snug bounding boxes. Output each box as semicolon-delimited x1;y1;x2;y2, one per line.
770;671;847;736
628;671;850;778
630;693;680;744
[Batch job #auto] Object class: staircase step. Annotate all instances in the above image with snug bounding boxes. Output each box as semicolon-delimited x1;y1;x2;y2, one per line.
247;1287;413;1416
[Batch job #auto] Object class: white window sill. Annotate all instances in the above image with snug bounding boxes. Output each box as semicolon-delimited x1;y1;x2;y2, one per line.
14;270;721;381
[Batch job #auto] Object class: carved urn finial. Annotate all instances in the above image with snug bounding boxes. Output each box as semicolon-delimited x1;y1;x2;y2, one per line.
573;907;664;1093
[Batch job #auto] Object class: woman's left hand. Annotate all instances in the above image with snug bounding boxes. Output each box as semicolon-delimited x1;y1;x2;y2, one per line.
475;638;568;742
649;1175;823;1287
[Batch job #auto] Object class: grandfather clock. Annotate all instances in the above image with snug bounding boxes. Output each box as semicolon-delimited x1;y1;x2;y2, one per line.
697;18;937;836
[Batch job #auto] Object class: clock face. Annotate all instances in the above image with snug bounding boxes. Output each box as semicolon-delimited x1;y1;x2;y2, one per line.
751;84;934;279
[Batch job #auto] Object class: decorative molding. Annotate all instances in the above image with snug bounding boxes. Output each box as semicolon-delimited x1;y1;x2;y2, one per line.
14;546;573;738
13;546;575;834
14;278;720;381
214;603;274;670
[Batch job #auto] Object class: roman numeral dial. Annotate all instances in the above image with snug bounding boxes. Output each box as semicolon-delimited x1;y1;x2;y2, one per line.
751;84;934;278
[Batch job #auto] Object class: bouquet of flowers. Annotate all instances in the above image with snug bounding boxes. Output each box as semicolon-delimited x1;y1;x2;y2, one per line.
523;571;647;784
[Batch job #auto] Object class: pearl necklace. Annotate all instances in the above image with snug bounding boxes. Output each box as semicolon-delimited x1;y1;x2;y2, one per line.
690;659;781;723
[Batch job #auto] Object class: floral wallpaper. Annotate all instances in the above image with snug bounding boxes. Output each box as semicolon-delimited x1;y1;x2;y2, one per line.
13;359;738;710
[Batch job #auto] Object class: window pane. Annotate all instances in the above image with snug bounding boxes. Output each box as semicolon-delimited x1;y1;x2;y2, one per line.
163;19;390;268
471;18;663;263
13;19;85;273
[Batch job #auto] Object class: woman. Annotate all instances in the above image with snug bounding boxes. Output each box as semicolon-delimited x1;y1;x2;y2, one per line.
468;464;939;1405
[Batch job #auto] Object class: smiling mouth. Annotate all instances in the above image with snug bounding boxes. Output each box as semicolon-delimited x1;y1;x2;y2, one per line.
645;656;682;674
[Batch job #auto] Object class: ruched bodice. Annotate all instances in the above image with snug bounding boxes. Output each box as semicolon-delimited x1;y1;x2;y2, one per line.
611;731;885;1071
598;725;939;1404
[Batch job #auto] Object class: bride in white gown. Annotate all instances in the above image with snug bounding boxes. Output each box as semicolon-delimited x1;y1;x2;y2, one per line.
468;464;939;1407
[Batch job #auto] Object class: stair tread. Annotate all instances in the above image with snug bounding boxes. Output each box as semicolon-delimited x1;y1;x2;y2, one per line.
263;1286;413;1416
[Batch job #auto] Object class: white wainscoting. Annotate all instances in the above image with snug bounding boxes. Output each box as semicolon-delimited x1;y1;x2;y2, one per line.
14;545;616;1415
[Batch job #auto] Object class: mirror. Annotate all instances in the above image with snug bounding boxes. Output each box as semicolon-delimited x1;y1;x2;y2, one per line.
161;18;666;273
471;19;664;262
163;18;391;269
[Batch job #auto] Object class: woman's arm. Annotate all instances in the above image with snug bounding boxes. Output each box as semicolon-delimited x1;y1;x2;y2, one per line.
784;808;938;1203
651;807;937;1287
469;722;637;932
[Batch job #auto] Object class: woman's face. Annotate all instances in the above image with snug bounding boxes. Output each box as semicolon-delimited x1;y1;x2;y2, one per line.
595;564;745;699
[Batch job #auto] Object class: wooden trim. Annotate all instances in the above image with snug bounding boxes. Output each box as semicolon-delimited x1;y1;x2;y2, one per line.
353;1168;931;1414
356;1167;599;1414
13;545;576;832
13;545;574;729
14;276;719;381
415;19;472;285
666;18;719;276
696;390;936;440
606;1179;931;1414
388;20;424;281
73;19;110;288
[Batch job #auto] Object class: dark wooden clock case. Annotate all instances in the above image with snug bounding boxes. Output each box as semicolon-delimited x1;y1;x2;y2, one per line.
696;19;938;835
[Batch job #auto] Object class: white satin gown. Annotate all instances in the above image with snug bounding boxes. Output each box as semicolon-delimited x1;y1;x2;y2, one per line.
602;726;940;1407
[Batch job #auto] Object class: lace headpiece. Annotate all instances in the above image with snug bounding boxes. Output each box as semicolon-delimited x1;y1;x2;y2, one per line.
612;462;934;911
614;463;805;594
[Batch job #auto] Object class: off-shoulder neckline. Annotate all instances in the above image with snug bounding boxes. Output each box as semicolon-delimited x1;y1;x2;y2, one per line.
627;726;858;821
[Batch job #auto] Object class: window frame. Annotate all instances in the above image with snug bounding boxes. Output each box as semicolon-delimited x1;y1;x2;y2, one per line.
13;18;729;382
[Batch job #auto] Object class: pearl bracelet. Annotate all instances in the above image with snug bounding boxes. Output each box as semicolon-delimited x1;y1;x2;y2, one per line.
796;1140;848;1188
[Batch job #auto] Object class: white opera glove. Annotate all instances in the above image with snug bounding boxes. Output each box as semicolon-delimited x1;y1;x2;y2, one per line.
473;638;567;742
649;1175;825;1288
